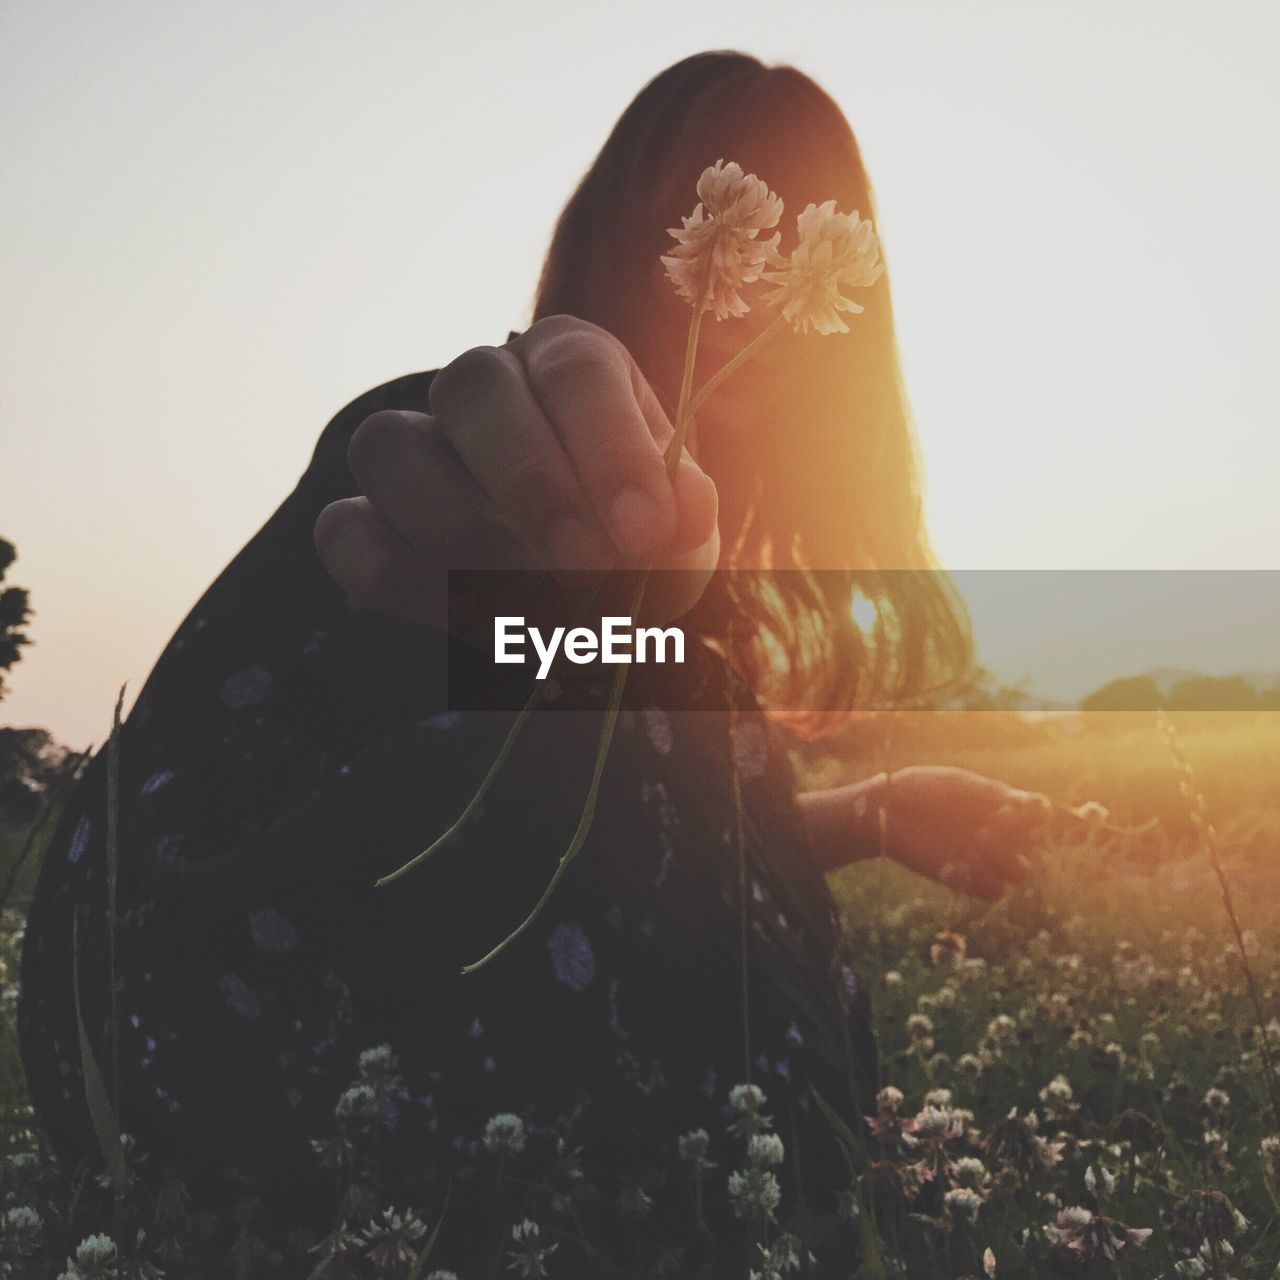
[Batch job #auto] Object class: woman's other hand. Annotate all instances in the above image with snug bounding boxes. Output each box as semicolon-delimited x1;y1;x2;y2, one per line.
314;315;721;627
800;766;1100;899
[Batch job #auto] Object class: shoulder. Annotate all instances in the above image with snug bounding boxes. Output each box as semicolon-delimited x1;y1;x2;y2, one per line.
310;369;439;465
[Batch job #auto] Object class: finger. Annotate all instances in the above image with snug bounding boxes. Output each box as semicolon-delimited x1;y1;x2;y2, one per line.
314;497;443;626
515;330;680;561
669;455;719;559
348;409;495;559
429;345;615;570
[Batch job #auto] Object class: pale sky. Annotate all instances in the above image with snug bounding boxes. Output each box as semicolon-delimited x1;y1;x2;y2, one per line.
3;0;1279;747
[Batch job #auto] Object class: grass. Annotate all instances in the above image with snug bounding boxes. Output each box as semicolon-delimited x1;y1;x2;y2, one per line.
0;712;1276;1276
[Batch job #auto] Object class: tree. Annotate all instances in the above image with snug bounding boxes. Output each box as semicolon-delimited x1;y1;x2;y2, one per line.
1080;675;1163;711
0;538;32;701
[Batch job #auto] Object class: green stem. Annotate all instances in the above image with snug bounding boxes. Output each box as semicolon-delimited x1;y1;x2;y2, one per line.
687;313;787;418
377;582;606;887
460;576;648;974
376;679;547;888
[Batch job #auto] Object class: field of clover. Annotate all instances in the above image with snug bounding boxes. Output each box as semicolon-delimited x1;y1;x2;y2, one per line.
1;714;1279;1275
0;161;1275;1277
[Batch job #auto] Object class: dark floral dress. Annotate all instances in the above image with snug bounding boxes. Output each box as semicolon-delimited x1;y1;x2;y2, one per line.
17;361;879;1275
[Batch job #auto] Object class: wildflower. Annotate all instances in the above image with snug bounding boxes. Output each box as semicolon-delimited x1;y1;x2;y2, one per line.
985;1014;1018;1044
728;1082;772;1136
362;1208;427;1274
661;159;785;320
909;1105;966;1143
906;1013;934;1040
1170;1189;1248;1247
884;970;904;989
1260;1133;1280;1179
1083;1164;1116;1194
924;1087;953;1108
748;1133;785;1167
728;1166;783;1223
949;1156;989;1190
1202;1086;1230;1115
57;1234;118;1280
944;1186;983;1225
1043;1206;1152;1262
483;1112;527;1157
357;1043;400;1081
957;1053;984;1079
335;1083;379;1123
876;1085;905;1115
4;1205;43;1255
507;1219;558;1278
1173;1238;1235;1279
678;1128;711;1165
1039;1074;1074;1107
982;1246;997;1277
989;1108;1065;1175
761;200;884;334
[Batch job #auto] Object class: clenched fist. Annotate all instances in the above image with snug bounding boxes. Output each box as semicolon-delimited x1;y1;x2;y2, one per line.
314;315;721;629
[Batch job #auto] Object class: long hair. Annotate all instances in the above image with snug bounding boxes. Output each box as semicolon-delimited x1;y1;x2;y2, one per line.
530;51;972;726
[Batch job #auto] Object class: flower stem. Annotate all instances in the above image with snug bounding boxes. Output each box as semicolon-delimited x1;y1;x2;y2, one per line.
375;681;546;888
458;283;710;971
688;314;787;418
460;574;649;974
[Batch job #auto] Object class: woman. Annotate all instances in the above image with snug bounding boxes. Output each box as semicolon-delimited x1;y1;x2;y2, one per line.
19;51;1059;1275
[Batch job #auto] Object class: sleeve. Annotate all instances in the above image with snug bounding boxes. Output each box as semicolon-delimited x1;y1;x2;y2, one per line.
73;369;486;898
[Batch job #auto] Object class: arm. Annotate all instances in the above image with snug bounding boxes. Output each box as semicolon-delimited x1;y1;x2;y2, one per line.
798;766;1085;899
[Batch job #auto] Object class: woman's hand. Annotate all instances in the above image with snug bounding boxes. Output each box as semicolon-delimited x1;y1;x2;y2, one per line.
799;766;1096;899
313;315;720;628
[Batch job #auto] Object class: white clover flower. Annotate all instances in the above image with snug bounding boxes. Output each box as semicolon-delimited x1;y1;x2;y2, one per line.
983;1246;997;1277
507;1218;558;1279
950;1156;988;1190
957;1053;984;1079
727;1166;783;1222
1202;1086;1230;1114
906;1012;934;1040
484;1112;527;1156
728;1081;773;1135
362;1209;428;1273
986;1014;1018;1043
748;1133;785;1167
912;1104;964;1141
1044;1206;1152;1262
729;1082;767;1113
357;1043;398;1077
760;200;883;334
335;1083;379;1121
58;1233;118;1280
661;159;785;321
678;1127;711;1164
1040;1074;1074;1106
924;1087;953;1108
884;970;904;989
944;1186;983;1224
876;1085;905;1114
